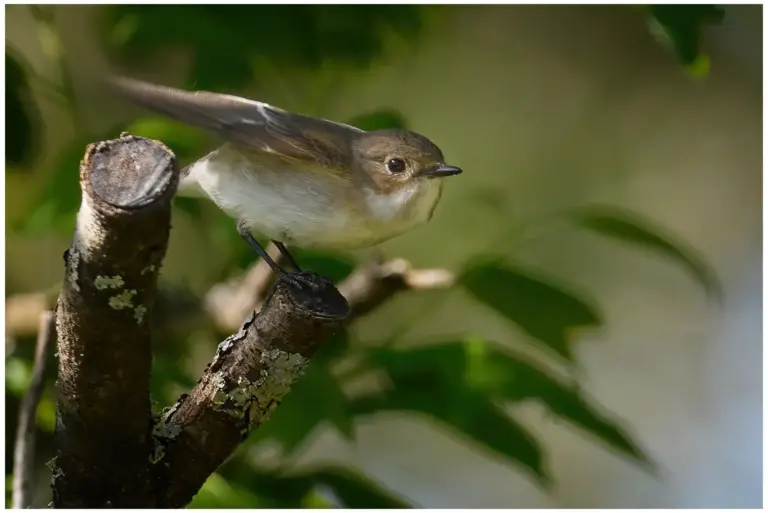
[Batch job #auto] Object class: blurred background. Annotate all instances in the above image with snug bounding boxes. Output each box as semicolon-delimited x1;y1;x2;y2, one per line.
5;4;762;509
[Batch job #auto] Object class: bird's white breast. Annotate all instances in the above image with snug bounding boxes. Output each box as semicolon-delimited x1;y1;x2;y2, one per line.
180;148;443;250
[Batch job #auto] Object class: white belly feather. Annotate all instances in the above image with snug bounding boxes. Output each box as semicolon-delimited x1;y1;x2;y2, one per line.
179;150;443;250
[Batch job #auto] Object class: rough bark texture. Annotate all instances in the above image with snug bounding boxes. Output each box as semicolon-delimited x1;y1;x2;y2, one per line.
52;134;177;507
151;276;348;508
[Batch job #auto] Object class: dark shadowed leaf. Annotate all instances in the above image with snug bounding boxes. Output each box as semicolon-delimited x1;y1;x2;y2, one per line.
349;359;549;485
218;462;409;508
460;261;602;361
102;5;425;90
6;49;39;168
291;249;357;283
363;340;651;468
251;359;353;453
347;109;408;131
173;196;204;220
313;329;352;365
219;464;311;508
479;345;651;467
647;5;725;73
308;466;412;508
568;205;722;300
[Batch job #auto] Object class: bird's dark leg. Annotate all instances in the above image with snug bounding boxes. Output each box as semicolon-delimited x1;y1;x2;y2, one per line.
236;221;319;291
272;240;301;272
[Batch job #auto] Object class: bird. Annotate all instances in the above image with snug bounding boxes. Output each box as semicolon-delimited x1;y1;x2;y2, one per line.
107;76;463;290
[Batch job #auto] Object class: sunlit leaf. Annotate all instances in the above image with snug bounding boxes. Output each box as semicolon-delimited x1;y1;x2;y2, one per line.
5;356;32;396
188;472;262;508
36;393;57;432
301;489;335;508
567;205;722;300
6;49;39;168
647;5;725;69
347;109;408;131
460;261;602;361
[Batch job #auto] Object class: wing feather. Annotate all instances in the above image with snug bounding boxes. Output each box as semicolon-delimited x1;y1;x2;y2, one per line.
107;76;362;170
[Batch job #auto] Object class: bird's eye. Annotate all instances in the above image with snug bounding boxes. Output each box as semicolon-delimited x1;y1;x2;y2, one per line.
386;158;406;174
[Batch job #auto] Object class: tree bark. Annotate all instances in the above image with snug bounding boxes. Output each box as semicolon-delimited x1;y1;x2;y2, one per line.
52;133;178;507
151;276;348;508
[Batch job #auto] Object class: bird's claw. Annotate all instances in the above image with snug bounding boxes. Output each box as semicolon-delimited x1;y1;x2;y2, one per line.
277;270;327;292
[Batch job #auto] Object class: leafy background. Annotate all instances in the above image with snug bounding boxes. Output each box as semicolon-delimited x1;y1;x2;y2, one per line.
5;4;761;509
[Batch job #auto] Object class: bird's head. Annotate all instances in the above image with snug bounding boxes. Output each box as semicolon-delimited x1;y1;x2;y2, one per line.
351;129;462;193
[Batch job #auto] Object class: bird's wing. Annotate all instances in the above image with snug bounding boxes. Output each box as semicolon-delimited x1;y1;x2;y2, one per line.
107;76;362;170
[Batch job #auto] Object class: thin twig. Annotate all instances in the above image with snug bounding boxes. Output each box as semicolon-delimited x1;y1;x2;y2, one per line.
13;311;56;509
8;253;456;339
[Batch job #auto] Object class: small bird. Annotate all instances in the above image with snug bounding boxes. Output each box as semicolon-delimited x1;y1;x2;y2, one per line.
107;77;462;289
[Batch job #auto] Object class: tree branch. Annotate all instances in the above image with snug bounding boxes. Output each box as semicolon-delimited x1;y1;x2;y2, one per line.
13;311;56;509
339;257;456;318
6;256;456;343
150;275;349;508
52;133;177;507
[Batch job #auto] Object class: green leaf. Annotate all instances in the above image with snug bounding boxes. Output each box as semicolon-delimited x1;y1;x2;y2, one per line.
347;109;408;131
6;49;39;168
350;353;549;485
460;261;602;361
102;5;425;90
567;205;722;300
307;466;412;508
363;340;651;468
647;5;725;70
5;356;32;396
251;359;353;452
173;196;204;221
219;462;409;508
290;249;356;283
476;344;650;467
188;472;263;508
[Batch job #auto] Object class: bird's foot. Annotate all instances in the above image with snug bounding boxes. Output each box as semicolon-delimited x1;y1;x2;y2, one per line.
275;270;346;314
276;270;331;292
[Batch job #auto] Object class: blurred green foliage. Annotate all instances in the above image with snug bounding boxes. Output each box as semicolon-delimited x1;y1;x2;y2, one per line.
101;5;424;90
6;4;725;508
6;48;39;167
647;5;725;77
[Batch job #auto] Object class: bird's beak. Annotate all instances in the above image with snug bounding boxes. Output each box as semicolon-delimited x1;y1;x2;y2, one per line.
419;164;463;179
